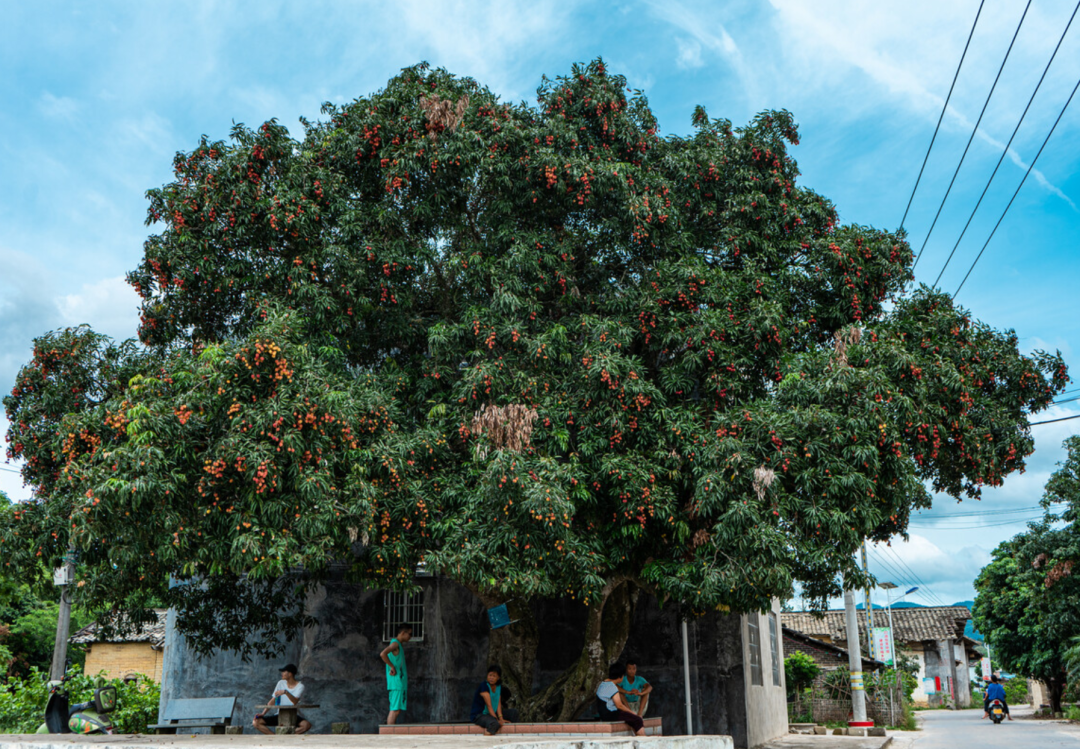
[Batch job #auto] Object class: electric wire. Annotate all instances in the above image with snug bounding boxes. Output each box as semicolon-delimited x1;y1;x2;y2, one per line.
866;553;918;596
914;0;1032;271
908;515;1045;530
901;0;986;236
877;545;953;607
868;548;939;604
913;505;1041;518
0;466;22;474
1030;413;1080;426
868;551;949;608
933;0;1080;287
954;73;1080;297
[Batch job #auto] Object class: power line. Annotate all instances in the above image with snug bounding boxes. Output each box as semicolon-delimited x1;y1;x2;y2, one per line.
1030;413;1080;427
954;72;1080;297
909;515;1044;530
934;0;1080;287
915;0;1032;272
0;466;22;475
901;0;985;237
877;545;953;607
1052;395;1080;406
914;505;1041;518
869;547;945;606
867;551;917;590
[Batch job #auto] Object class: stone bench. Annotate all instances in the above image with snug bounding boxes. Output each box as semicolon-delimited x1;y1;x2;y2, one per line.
379;717;662;736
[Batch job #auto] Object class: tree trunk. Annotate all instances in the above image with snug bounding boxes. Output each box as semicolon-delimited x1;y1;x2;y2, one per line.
528;578;641;720
472;590;540;715
1048;673;1065;714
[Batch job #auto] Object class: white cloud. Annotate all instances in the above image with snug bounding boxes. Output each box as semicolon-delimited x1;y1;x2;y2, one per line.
38;92;79;120
57;275;141;341
675;37;705;70
647;1;750;89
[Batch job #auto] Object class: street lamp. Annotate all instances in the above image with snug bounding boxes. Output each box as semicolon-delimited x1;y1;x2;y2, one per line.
878;582;918;667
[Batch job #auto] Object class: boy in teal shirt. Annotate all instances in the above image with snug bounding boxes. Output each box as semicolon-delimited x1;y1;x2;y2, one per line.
380;624;413;724
618;660;652;716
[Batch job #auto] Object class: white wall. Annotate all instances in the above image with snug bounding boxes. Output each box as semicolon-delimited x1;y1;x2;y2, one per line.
742;602;789;748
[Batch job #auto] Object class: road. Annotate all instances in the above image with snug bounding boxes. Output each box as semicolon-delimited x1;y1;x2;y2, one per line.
890;705;1080;748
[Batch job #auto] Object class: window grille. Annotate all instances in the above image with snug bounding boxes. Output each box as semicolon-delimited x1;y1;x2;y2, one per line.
770;614;782;686
748;615;763;686
383;590;425;642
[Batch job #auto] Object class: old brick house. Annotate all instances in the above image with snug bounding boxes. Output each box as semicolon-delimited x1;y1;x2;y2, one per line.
783;606;978;707
782;626;884;673
71;609;166;681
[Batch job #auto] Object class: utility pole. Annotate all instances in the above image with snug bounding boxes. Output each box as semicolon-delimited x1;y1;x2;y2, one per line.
681;619;694;735
861;541;875;659
48;555;75;681
844;585;872;728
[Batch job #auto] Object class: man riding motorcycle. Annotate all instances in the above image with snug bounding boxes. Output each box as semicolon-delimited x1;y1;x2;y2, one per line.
982;675;1012;721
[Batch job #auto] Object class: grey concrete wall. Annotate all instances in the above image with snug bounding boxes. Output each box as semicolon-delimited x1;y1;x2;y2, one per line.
159;578;491;734
160;579;761;742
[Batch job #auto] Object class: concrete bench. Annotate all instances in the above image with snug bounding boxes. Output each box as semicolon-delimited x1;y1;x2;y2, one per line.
379;717;662;736
150;696;237;735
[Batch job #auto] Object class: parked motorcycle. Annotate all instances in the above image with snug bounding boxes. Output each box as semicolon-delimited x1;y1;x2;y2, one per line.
35;675;118;734
988;698;1007;725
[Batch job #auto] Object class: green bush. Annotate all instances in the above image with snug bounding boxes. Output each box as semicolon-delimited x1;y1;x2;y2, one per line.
784;651;821;695
0;666;159;734
1003;677;1028;705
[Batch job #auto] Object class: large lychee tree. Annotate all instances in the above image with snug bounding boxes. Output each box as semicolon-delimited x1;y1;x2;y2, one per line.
3;60;1067;718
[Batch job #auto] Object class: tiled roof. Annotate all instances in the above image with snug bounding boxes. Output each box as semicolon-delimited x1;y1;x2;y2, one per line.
70;609;167;648
782;627;885;670
782;606;971;644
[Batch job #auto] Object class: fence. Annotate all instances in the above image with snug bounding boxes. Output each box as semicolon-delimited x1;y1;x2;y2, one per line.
788;669;904;727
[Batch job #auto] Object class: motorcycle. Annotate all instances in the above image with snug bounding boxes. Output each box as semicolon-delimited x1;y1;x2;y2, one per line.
988;698;1007;725
35;675;118;734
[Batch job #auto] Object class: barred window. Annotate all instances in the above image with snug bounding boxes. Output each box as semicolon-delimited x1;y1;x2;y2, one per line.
770;614;782;686
748;615;763;686
383;590;425;642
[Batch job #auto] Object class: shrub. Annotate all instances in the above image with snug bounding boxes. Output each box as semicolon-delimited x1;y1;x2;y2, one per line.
0;666;159;734
1003;677;1028;705
784;651;821;695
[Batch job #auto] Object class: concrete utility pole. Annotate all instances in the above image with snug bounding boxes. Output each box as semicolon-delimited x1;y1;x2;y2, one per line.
861;542;875;659
48;557;75;681
844;586;871;727
681;619;694;735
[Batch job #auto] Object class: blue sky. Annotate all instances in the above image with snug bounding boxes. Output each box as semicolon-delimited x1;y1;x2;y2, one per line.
1;0;1078;608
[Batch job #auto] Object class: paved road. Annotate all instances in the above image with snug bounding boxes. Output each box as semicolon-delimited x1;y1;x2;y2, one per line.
890;706;1080;748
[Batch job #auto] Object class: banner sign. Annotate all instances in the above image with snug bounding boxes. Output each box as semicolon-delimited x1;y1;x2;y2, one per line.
871;627;894;665
981;657;992;681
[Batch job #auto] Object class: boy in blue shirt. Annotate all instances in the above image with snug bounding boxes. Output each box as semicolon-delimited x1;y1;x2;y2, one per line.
982;675;1012;720
617;660;653;717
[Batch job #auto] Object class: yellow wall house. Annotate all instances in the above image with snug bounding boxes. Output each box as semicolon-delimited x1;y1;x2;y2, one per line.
70;609;167;681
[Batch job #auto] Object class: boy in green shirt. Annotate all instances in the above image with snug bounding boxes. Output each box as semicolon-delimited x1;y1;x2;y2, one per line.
379;624;413;725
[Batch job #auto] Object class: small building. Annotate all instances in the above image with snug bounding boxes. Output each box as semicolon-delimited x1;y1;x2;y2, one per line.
782;627;884;673
71;609;167;681
782;606;976;708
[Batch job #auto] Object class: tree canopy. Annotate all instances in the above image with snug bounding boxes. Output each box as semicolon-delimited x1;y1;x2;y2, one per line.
973;435;1080;713
2;59;1068;716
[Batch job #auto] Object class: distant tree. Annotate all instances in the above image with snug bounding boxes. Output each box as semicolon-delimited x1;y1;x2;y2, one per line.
974;435;1080;713
2;60;1068;718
